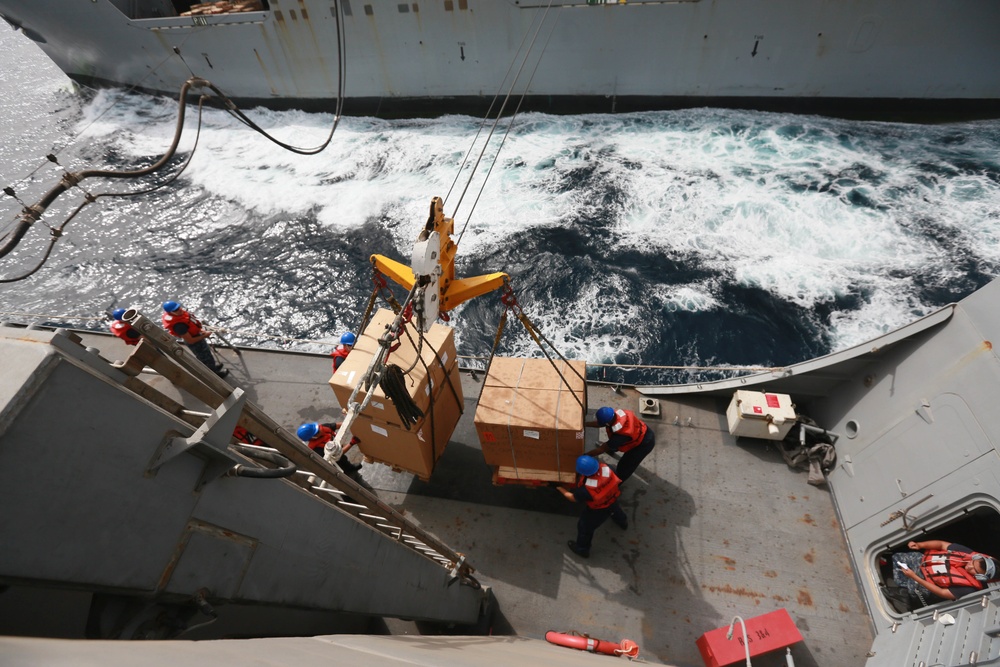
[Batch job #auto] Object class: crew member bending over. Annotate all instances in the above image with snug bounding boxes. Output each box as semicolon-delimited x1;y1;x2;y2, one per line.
297;421;362;474
585;406;656;483
161;300;227;378
559;455;628;559
109;308;141;346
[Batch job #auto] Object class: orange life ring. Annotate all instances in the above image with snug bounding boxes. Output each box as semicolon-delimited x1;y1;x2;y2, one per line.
545;631;640;658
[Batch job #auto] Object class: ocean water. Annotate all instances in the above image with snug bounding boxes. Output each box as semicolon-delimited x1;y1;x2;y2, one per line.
2;24;1000;385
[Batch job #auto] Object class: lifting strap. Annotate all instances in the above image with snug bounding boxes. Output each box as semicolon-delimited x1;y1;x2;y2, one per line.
500;280;585;410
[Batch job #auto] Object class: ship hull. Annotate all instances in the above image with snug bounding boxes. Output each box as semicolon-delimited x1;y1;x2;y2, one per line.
2;0;999;119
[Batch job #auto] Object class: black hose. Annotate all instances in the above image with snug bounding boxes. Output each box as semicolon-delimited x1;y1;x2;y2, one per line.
0;77;204;260
380;363;424;429
228;444;296;478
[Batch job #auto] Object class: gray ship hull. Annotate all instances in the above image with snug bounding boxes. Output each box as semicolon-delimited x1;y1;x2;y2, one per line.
1;0;999;119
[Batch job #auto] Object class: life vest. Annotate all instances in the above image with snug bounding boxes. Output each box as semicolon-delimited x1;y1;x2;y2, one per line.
110;320;139;345
308;423;360;454
162;308;204;338
233;426;263;446
605;409;649;453
308;424;336;453
331;344;351;371
576;462;622;509
920;550;986;590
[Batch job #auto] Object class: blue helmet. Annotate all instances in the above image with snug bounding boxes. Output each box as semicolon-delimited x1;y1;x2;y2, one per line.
297;422;320;441
340;332;357;346
111;308;127;320
595;407;616;426
576;455;600;477
162;300;181;313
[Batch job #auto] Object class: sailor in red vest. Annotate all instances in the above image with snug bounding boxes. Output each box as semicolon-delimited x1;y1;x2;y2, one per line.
296;421;362;474
558;455;628;558
161;300;228;378
585;406;656;483
331;332;355;372
109;308;141;346
894;539;1000;603
232;425;264;447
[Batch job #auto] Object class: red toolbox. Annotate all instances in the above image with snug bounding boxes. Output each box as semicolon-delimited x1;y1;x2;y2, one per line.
696;608;803;667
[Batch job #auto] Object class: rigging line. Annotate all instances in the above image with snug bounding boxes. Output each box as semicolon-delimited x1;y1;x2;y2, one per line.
87;95;208;199
0;198;87;284
0;28;203;195
0;96;209;283
0;77;204;261
456;353;782;373
215;0;346;155
457;16;560;245
442;7;543;208
0;311;106;323
221;96;342;155
447;1;556;225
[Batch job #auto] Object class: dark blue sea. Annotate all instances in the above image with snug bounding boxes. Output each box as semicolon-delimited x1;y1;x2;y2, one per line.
2;23;1000;385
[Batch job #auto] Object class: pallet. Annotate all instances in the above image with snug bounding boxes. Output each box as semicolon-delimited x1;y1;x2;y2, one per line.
362;455;431;482
492;466;576;486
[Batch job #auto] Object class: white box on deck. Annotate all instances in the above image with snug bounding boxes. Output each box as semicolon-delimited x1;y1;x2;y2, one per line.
726;390;796;440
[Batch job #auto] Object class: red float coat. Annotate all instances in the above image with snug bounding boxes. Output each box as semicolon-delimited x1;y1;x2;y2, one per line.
110;320;139;345
233;426;263;446
604;408;649;453
308;423;359;453
331;344;351;371
920;550;987;590
307;424;336;453
162;308;205;337
576;463;622;509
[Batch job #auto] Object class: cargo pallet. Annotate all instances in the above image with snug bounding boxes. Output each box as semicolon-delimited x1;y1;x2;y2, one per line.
491;466;575;487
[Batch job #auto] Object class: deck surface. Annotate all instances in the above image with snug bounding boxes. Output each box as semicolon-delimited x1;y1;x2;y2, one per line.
76;331;874;666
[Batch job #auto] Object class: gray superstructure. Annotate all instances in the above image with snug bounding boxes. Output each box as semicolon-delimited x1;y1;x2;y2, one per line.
1;0;999;119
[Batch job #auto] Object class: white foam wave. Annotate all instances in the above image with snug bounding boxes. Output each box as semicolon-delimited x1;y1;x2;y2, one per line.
61;93;1000;358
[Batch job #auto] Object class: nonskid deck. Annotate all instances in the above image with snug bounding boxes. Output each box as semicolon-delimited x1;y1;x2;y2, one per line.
65;329;870;665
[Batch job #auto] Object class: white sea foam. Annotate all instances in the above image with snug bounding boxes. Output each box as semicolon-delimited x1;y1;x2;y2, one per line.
16;87;1000;362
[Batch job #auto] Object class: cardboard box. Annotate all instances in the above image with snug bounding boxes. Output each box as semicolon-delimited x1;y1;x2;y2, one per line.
330;308;457;426
354;365;463;480
474;357;586;474
726;390;796;440
353;362;462;429
358;308;457;370
484;357;586;394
